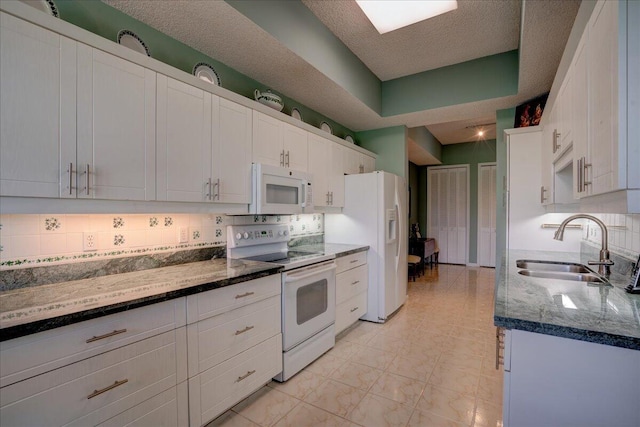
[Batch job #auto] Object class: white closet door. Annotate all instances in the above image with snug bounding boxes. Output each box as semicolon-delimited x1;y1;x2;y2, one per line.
427;166;469;265
478;164;497;267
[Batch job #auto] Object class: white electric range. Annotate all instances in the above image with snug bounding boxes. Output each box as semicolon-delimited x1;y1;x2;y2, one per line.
227;224;336;381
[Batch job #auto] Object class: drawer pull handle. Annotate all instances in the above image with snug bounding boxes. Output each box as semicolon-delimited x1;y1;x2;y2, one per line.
351;280;360;285
235;325;255;335
87;379;128;399
86;329;127;343
350;307;359;313
236;370;256;382
350;260;358;264
235;292;255;299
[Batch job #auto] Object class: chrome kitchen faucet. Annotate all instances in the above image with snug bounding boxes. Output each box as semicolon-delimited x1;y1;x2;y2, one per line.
553;214;614;277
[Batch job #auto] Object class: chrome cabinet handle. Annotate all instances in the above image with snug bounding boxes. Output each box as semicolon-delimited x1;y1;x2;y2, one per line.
351;280;360;285
86;328;127;343
68;162;74;195
87;379;128;399
235;325;254;335
84;164;90;195
577;157;583;193
350;259;358;264
285;151;290;167
326;192;330;205
213;178;220;200
583;159;591;191
280;150;284;167
235;291;255;299
206;178;212;201
495;327;505;370
236;370;256;383
540;186;547;204
552;129;561;153
350;307;359;313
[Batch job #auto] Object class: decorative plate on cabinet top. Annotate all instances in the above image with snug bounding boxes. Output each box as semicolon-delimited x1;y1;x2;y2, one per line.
20;0;59;17
291;108;302;121
254;89;284;112
193;62;221;86
345;135;355;144
117;30;150;57
320;122;332;134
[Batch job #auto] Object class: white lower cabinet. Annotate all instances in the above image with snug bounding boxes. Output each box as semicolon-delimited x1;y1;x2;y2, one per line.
502;329;640;427
0;328;187;427
335;252;368;335
186;275;283;426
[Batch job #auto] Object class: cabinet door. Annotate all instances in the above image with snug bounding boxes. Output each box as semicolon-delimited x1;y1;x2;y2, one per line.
572;33;589;199
0;13;76;198
213;98;252;203
76;45;156;201
556;76;572;156
252;111;283;167
362;154;376;173
588;0;618;196
343;147;360;175
540;122;553;205
282;123;308;172
156;75;212;202
330;143;345;207
308;134;330;207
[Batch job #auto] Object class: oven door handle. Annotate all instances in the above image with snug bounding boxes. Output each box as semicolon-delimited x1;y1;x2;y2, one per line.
284;261;336;282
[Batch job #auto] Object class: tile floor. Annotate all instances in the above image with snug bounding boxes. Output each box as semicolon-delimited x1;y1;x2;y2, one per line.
208;264;503;427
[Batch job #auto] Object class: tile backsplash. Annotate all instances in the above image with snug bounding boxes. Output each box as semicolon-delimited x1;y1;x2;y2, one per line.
0;213;324;270
582;213;640;259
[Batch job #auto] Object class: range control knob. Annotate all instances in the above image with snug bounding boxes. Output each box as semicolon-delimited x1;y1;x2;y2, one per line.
278;230;284;236
283;230;289;236
236;233;242;240
243;232;249;239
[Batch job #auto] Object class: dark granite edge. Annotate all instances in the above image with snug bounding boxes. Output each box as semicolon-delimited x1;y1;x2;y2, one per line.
494;315;640;351
0;266;282;342
334;246;370;258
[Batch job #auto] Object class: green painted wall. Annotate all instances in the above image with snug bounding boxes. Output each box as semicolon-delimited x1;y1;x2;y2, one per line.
54;0;356;139
382;51;519;116
495;108;516;279
408;127;442;162
226;0;381;114
408;162;419;227
355;126;408;179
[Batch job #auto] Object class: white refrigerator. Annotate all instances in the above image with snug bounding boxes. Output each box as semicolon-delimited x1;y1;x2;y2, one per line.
325;171;408;323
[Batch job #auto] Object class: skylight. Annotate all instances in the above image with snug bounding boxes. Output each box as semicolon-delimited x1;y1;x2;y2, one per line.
356;0;458;34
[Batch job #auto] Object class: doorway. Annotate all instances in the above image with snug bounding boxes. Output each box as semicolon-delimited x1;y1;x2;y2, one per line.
478;163;497;267
427;165;469;264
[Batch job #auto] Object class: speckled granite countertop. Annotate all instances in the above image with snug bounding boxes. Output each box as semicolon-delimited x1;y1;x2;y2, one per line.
0;258;281;341
293;243;369;258
495;249;640;350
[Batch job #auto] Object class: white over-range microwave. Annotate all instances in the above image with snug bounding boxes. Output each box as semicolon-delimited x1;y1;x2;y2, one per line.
250;163;313;214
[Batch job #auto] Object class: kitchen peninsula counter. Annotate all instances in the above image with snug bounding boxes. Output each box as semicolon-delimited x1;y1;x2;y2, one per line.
0;258;281;341
495;249;640;350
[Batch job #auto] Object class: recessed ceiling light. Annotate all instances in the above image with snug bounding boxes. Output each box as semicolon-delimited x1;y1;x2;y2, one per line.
356;0;458;34
478;130;484;137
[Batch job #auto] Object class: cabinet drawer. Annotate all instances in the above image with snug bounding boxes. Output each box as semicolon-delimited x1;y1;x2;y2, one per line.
97;382;188;427
335;292;367;335
336;265;368;305
0;298;186;387
186;274;281;324
187;295;281;377
188;333;282;426
0;329;185;427
335;251;367;274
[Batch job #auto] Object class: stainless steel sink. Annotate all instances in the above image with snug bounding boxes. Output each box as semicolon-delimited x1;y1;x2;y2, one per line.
515;259;610;285
517;269;608;284
516;260;592;274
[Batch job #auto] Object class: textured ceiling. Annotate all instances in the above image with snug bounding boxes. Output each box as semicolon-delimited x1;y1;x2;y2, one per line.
301;0;521;81
103;0;580;161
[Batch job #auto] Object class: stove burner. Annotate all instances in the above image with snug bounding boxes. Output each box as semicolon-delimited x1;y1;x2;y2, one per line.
245;250;324;264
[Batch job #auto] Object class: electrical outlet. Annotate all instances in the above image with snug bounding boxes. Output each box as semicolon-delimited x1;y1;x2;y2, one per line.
83;232;97;252
179;227;189;244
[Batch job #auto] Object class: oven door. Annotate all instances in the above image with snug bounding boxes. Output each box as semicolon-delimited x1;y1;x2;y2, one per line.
251;163;310;214
282;260;336;351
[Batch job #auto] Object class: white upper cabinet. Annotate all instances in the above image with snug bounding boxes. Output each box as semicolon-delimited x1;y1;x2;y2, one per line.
343;147;375;175
252;111;308;171
157;75;251;204
0;12;76;198
308;133;344;208
214;98;252;203
74;44;156;200
157;75;212;202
